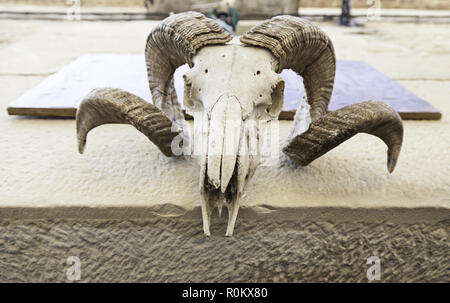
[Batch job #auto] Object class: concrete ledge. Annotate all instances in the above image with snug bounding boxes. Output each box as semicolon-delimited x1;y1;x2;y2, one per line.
1;205;449;225
1;210;448;282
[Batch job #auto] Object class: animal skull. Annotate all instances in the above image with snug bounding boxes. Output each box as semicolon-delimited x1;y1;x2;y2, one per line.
76;12;403;236
182;41;285;236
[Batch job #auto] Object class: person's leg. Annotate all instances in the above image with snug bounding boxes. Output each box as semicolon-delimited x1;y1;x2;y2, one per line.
340;0;351;26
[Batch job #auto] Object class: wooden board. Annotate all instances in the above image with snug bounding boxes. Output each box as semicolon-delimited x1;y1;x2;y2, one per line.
7;54;441;120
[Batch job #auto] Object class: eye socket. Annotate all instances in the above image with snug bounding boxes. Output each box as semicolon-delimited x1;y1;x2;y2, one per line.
183;73;201;110
256;79;285;118
268;80;285;117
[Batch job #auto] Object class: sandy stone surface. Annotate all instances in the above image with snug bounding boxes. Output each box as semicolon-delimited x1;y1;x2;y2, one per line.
0;216;448;282
0;18;449;282
0;20;449;210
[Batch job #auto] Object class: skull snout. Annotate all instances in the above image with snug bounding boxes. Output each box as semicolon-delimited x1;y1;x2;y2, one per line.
207;95;242;193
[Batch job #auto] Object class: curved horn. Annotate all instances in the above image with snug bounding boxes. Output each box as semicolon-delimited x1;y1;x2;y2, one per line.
146;11;232;122
240;15;335;121
76;88;180;157
282;101;404;173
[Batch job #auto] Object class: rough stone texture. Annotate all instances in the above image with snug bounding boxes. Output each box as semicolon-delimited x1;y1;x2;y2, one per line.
0;213;448;282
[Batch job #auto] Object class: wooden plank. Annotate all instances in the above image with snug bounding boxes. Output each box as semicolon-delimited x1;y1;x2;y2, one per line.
7;54;442;120
7;107;442;121
7;107;76;118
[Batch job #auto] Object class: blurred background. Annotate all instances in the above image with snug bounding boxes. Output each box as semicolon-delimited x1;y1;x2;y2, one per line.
1;0;449;20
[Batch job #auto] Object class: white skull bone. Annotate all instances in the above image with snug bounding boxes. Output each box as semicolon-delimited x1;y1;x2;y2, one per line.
182;40;285;236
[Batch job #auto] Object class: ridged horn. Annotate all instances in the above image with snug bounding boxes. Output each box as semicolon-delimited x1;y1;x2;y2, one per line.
145;11;233;122
76;87;180;157
282;101;404;173
240;15;336;121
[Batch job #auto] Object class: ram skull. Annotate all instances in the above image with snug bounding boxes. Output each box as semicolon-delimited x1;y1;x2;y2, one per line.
76;12;403;236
